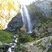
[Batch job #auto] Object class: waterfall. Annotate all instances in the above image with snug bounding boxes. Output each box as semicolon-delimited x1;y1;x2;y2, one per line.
20;5;32;33
7;3;33;52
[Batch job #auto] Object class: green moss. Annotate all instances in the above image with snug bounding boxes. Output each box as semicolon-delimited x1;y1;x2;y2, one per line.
0;30;13;43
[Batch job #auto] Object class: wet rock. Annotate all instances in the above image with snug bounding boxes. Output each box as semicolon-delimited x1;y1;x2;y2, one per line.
20;25;26;32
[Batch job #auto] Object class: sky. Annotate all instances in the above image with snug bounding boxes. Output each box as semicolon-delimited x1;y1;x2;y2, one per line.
18;0;36;5
17;0;44;5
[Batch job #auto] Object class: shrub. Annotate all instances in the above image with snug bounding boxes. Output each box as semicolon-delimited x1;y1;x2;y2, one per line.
18;32;34;43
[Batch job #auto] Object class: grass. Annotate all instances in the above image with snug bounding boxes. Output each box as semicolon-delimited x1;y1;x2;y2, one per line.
0;30;13;44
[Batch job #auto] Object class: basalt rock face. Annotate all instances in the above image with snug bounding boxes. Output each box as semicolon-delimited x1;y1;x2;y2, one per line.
27;4;40;30
28;0;52;19
7;0;52;33
7;13;23;32
35;0;52;18
27;0;52;34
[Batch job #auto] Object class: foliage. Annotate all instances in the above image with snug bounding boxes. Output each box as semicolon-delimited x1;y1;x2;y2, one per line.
18;32;34;43
0;30;13;43
15;43;28;52
47;48;52;52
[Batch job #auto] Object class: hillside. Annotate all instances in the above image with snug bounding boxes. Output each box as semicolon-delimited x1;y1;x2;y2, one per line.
0;0;52;52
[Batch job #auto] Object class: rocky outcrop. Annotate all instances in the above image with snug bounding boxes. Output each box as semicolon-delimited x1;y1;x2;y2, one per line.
19;36;52;52
5;0;52;33
27;0;52;34
7;13;23;32
28;0;52;18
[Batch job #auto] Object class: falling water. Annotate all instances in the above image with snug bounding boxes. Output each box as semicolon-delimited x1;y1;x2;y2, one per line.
7;2;33;52
20;5;32;33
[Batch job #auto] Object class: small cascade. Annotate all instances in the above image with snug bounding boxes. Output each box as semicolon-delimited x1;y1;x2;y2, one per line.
7;34;18;52
20;5;32;33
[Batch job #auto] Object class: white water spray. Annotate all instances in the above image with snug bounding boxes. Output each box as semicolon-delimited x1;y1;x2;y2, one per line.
20;5;32;33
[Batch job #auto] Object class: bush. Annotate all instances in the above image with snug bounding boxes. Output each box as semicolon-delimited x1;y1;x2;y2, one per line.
18;32;34;43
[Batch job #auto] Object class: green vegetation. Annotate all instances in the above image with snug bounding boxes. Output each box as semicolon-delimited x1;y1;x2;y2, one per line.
47;48;52;52
18;32;34;43
15;43;28;52
0;30;13;43
0;1;52;52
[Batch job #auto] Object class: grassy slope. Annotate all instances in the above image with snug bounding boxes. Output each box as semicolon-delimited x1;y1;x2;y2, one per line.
0;30;13;43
